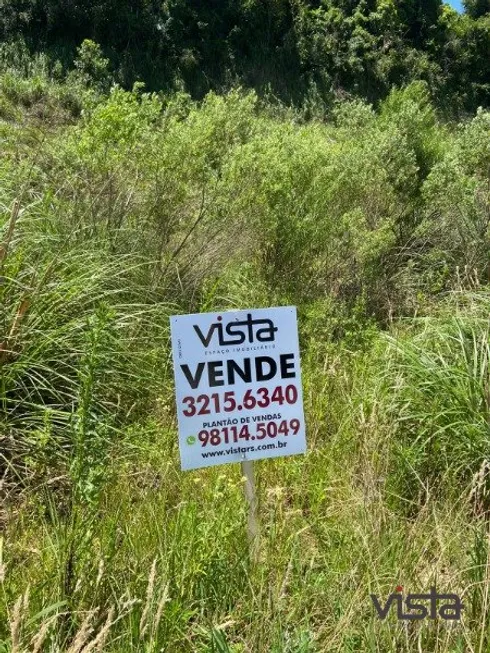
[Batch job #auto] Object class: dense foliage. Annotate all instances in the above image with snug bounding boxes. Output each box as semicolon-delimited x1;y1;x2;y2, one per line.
0;0;488;113
0;37;489;648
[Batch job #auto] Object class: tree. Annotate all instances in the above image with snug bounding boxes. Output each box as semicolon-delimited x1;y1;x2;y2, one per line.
463;0;490;19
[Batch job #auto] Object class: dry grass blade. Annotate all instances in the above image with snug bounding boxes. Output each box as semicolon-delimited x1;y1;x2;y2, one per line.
67;609;98;653
30;617;54;653
0;199;21;268
151;582;170;640
0;295;30;362
10;595;23;653
81;607;116;653
140;557;158;637
0;534;5;584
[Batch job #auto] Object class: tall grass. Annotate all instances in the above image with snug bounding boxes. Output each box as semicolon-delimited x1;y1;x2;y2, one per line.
0;58;490;651
382;293;490;504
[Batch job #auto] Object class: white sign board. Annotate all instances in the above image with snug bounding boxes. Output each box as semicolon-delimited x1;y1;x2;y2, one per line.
170;306;306;470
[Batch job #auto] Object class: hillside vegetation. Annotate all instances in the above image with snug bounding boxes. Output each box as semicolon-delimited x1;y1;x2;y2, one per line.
0;0;489;114
0;27;489;653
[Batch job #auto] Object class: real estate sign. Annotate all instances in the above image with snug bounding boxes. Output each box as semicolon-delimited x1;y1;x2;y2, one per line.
170;306;306;470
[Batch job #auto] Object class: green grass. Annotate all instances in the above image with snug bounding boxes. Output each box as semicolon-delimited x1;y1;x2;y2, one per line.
0;55;490;651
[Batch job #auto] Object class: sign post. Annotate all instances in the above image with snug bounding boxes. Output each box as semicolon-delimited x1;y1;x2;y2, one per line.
170;306;306;553
241;459;259;555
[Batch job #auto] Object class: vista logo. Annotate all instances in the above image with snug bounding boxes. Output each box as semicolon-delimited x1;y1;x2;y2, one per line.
193;314;278;347
371;586;464;621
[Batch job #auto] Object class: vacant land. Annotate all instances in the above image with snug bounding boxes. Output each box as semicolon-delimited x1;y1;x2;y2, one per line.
0;36;489;651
